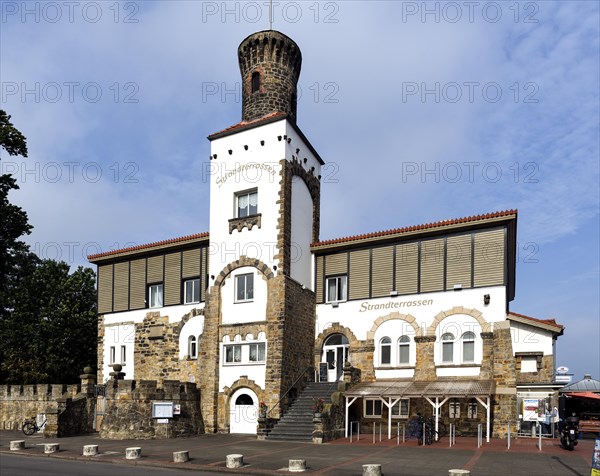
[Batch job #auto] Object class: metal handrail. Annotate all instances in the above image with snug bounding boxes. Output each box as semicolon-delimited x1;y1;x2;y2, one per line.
266;365;314;417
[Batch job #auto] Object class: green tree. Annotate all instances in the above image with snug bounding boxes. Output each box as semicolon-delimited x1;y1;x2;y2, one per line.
0;110;97;383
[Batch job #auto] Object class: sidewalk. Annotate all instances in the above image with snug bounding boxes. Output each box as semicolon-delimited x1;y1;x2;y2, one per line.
0;430;594;475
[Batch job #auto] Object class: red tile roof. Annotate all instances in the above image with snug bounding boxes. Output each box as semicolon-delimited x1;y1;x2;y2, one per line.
508;311;564;330
311;209;518;248
87;232;209;261
208;111;287;139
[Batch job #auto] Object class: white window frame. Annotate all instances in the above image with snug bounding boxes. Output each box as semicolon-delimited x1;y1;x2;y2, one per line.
224;344;242;364
391;399;410;419
398;335;410;365
326;275;347;303
449;400;460;419
235;273;254;303
109;346;116;365
462;331;475;363
188;335;198;359
468;401;478;419
249;342;266;362
236;189;258;218
120;345;126;364
184;278;201;304
149;283;163;308
441;333;454;363
364;398;383;418
379;337;392;366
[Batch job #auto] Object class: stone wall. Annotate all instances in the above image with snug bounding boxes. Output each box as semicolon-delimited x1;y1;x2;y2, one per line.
0;380;96;437
133;309;202;383
100;379;203;439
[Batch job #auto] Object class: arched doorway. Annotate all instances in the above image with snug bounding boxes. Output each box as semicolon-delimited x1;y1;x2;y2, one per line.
322;333;349;382
229;388;258;434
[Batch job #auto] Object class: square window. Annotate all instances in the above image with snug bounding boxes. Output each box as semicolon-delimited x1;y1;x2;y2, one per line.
236;190;258;218
149;284;163;308
449;401;460;419
235;273;254;302
184;278;200;304
364;399;382;418
326;276;347;303
249;343;266;362
391;399;410;418
224;344;242;364
468;401;478;419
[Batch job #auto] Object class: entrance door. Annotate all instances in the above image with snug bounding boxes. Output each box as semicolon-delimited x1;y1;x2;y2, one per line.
229;389;258;434
322;333;349;382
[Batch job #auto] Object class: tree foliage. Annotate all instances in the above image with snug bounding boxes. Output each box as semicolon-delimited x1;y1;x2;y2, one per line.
0;109;97;384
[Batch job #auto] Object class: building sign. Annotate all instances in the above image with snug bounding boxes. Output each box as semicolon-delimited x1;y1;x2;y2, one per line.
359;299;434;313
216;162;277;187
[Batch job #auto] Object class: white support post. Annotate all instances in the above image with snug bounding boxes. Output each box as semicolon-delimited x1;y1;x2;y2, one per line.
345;396;348;438
345;397;358;438
475;396;491;443
486;397;490;442
425;395;448;442
382;397;399;440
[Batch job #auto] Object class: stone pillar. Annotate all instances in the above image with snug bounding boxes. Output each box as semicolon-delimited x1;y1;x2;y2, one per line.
491;322;517;438
414;335;437;381
479;332;494;379
80;366;97;397
43;408;60;438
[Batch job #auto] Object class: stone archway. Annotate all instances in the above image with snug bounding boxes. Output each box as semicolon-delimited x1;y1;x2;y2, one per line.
224;378;264;435
425;307;490;336
366;312;421;340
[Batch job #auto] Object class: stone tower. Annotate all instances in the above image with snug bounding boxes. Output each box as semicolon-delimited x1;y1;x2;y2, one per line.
199;30;323;434
238;30;302;122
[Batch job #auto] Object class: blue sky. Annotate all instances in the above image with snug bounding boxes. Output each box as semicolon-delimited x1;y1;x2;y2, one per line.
1;1;598;380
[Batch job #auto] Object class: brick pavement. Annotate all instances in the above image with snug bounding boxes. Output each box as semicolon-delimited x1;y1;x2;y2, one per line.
0;430;595;475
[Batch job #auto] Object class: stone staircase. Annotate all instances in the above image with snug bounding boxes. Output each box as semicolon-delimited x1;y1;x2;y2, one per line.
268;382;337;441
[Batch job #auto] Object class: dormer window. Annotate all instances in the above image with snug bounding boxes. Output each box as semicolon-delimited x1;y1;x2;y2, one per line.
251;72;260;93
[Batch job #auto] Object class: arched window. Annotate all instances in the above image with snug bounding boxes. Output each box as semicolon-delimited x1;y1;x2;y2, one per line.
324;334;349;346
462;332;475;363
441;333;454;363
188;335;198;359
380;337;391;365
398;336;410;364
251;72;260;93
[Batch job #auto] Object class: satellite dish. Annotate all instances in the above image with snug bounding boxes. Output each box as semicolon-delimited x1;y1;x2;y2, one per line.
557;366;569;374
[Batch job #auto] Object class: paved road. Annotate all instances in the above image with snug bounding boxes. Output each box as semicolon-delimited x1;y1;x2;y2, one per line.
2;453;224;476
0;430;594;475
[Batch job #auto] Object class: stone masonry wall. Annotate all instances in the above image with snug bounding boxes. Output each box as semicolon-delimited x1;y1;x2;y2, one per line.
0;382;95;437
133;309;202;383
100;379;203;439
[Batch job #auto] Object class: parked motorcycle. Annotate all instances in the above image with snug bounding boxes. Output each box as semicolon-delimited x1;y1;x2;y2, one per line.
560;414;580;451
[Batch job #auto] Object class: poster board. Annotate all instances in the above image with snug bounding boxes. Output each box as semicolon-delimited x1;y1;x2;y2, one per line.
319;363;328;382
523;398;541;421
152;401;173;419
591;438;600;476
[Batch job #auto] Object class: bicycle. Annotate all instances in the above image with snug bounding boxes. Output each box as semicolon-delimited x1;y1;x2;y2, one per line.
22;416;46;436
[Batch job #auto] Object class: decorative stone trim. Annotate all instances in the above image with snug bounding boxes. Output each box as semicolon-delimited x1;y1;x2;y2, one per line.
425;307;490;336
228;214;262;234
414;335;436;343
514;351;543;372
222;377;263;399
480;332;494;340
366;312;420;340
214;256;274;288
